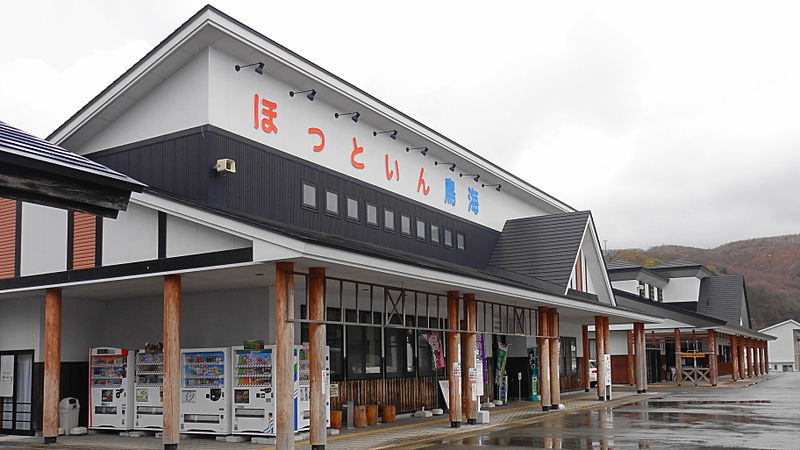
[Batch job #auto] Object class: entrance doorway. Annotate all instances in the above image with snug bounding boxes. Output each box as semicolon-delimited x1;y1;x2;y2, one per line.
646;350;660;383
0;350;34;436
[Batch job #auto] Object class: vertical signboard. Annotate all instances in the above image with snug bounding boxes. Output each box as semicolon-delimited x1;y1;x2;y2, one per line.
0;354;14;397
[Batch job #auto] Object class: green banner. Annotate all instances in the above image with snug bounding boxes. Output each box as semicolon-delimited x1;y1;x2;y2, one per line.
495;343;508;386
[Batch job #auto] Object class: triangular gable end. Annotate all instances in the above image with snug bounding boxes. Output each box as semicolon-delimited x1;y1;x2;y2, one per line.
566;215;616;305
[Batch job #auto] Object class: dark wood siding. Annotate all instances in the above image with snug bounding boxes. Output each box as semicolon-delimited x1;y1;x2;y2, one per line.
91;127;499;270
71;212;96;270
0;198;17;278
330;376;445;414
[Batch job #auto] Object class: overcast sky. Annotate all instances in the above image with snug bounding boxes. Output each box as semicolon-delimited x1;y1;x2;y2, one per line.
2;1;799;250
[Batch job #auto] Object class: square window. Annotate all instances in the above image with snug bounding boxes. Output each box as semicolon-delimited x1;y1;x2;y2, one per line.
431;224;440;244
384;209;395;231
346;197;359;221
366;203;378;227
456;232;465;250
401;214;411;236
302;182;317;209
326;191;339;216
444;228;453;247
416;219;426;240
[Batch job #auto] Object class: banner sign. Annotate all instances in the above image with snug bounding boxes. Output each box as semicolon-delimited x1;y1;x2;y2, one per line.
424;332;446;369
495;343;509;386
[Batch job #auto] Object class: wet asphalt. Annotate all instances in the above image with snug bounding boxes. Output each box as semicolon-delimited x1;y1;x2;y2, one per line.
417;372;800;450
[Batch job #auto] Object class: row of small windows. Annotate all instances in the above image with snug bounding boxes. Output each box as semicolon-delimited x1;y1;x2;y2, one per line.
302;182;466;251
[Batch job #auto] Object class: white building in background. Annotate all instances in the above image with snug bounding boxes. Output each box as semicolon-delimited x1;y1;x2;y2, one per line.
759;319;800;372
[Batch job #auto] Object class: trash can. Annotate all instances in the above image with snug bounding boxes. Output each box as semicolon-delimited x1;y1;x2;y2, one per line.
59;397;80;433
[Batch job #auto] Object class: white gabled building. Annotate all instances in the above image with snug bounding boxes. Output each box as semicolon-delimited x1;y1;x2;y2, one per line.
759;319;800;372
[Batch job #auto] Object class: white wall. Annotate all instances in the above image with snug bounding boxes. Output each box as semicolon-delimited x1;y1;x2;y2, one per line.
166;215;251;258
61;297;105;361
20;203;67;276
80;49;210;153
102;203;159;265
608;331;629;355
764;322;800;363
0;297;43;360
612;280;639;296
661;277;701;302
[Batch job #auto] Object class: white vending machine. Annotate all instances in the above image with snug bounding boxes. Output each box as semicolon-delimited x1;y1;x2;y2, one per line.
134;349;164;431
231;345;330;436
89;347;134;430
180;347;230;435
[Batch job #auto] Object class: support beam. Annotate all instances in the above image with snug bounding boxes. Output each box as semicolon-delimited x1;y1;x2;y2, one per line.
708;330;718;387
754;340;761;376
674;329;682;386
43;288;61;444
602;316;610;400
163;275;181;450
538;307;551;410
764;343;770;374
581;324;590;392
461;294;477;424
634;322;646;393
594;316;606;401
740;339;747;379
729;335;740;381
447;291;462;428
747;340;754;378
309;267;326;449
276;262;295;449
549;308;560;409
626;330;635;386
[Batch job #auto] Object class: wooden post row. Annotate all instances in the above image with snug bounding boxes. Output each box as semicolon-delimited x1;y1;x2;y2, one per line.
549;308;560;409
309;267;326;450
538;307;551;410
594;316;606;401
275;262;295;449
461;294;477;424
581;324;590;392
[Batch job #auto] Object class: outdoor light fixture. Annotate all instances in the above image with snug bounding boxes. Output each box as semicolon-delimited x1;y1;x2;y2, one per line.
234;62;265;74
334;112;361;123
373;130;398;140
289;89;316;101
460;173;480;182
482;183;502;192
435;161;457;172
406;146;429;155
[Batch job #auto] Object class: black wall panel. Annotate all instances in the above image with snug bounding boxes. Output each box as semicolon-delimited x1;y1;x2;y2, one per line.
92;127;500;270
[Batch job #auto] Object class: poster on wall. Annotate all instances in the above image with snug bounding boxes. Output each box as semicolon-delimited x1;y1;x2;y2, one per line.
0;354;14;397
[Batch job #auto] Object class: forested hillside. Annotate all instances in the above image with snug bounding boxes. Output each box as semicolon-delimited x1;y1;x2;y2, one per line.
609;234;800;329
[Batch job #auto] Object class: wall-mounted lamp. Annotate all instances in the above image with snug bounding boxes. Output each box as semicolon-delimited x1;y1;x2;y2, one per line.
460;173;480;182
373;130;398;140
435;161;457;172
334;112;360;123
234;62;265;75
289;89;316;101
406;146;428;155
482;183;502;192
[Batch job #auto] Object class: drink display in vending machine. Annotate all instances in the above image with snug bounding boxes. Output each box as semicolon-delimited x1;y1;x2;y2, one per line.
89;347;134;430
231;346;275;435
296;345;331;431
134;349;164;431
179;348;230;435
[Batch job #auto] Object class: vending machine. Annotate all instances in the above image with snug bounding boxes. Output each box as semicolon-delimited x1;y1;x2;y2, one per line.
89;347;134;430
134;349;164;431
231;345;330;436
180;347;230;435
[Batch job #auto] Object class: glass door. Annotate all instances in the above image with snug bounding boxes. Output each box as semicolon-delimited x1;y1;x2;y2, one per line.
0;350;34;436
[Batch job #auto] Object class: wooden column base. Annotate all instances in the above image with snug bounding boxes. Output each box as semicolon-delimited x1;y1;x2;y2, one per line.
451;421;461;428
44;437;57;444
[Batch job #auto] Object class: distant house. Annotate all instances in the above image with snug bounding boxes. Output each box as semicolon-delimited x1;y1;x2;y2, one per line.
595;259;774;386
758;319;800;372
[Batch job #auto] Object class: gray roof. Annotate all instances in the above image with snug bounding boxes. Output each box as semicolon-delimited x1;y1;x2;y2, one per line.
488;211;590;287
613;289;724;328
696;275;749;326
651;259;703;269
0;121;144;191
606;258;641;270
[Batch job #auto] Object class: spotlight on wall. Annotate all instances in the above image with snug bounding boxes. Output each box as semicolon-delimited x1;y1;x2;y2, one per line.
289;89;316;101
373;130;398;140
435;161;457;172
334;112;361;123
460;173;480;182
482;183;502;192
234;62;265;75
406;146;429;155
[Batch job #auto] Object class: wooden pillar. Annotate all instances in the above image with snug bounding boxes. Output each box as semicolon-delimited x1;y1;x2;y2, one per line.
309;267;326;449
538;307;551;410
461;294;477;424
708;330;718;386
731;335;739;381
594;316;606;401
674;329;682;386
43;288;62;444
581;324;590;392
764;342;770;374
447;291;462;427
549;308;560;409
626;330;635;386
602;317;610;400
163;275;181;450
634;322;646;393
276;262;295;449
747;340;754;378
754;340;761;376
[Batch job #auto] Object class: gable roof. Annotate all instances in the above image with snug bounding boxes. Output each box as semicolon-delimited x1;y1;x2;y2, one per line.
759;319;800;333
651;258;703;269
670;275;750;326
0;121;144;217
613;289;725;329
606;258;641;270
487;211;590;288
